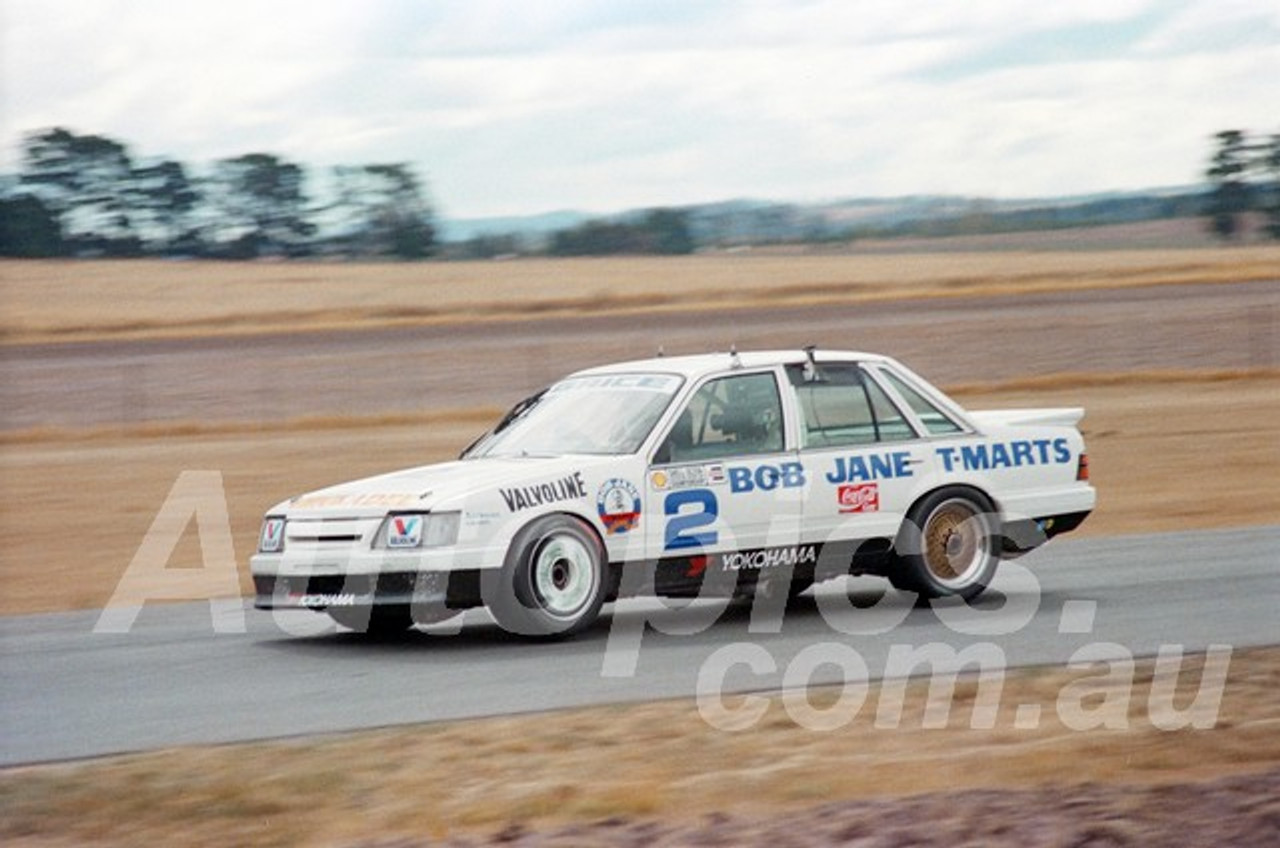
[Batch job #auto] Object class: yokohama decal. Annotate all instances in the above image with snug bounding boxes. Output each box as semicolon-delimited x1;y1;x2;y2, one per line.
721;545;818;572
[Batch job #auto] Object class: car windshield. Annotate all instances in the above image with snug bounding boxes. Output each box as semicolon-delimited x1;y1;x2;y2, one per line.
467;373;683;457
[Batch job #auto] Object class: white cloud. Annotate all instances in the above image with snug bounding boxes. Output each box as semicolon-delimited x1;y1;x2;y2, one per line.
3;0;1277;216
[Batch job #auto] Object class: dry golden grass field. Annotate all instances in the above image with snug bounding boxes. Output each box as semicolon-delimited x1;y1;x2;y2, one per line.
3;248;1280;344
1;252;1278;846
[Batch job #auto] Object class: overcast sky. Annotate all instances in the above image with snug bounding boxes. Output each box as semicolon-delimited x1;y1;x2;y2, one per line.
3;0;1277;219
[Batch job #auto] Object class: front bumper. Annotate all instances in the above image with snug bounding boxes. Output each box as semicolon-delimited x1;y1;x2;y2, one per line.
250;540;498;610
253;571;446;609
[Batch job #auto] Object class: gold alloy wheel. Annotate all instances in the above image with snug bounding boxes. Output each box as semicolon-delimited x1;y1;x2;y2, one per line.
922;498;987;587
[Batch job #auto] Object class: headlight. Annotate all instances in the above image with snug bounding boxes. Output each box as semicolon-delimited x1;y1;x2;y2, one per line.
258;516;286;553
373;512;461;550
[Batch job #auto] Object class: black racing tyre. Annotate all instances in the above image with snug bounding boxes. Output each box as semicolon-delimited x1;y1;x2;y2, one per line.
489;514;607;638
891;488;998;601
329;604;415;635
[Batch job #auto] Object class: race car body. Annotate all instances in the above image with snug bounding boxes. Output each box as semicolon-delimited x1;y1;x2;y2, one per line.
251;349;1095;636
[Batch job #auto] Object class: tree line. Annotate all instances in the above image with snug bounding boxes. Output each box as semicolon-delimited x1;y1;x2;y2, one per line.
0;128;436;259
1204;129;1280;241
3;126;1276;259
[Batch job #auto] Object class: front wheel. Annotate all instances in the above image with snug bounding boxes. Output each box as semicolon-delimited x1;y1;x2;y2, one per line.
892;488;998;601
489;515;607;638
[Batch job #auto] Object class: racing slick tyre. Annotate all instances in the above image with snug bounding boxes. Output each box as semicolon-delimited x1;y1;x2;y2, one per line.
329;604;414;636
489;514;607;638
891;488;998;601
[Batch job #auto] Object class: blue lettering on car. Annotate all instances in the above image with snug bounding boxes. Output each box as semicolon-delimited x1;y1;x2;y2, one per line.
664;489;719;550
1053;438;1072;464
935;438;1072;472
728;461;806;493
825;451;914;484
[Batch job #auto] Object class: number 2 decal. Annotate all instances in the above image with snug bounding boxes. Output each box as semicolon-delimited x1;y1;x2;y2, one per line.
664;489;719;550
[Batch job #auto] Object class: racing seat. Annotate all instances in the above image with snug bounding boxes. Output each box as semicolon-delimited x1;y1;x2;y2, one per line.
713;380;782;454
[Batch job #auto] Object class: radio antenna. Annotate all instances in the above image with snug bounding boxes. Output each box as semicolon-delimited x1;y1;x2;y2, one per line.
803;345;820;382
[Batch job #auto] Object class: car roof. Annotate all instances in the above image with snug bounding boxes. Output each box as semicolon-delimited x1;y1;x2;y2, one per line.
569;349;895;381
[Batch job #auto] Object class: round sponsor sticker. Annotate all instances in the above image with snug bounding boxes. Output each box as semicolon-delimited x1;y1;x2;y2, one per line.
597;478;642;535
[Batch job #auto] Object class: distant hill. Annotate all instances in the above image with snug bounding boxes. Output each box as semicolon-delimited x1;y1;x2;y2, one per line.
438;210;592;242
439;186;1208;247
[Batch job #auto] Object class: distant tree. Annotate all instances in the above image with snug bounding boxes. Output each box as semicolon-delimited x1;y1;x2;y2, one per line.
206;153;315;257
6;127;463;258
330;164;436;259
0;195;64;257
1262;134;1280;241
549;220;635;255
129;159;203;254
1205;130;1253;240
18;127;139;253
1204;128;1273;242
547;208;694;256
1204;128;1280;242
450;232;526;260
640;208;694;254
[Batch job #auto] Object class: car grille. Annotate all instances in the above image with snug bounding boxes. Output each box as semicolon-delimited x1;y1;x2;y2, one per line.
284;517;380;549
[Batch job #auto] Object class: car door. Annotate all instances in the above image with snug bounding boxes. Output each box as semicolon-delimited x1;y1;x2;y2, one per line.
785;362;931;549
646;368;804;590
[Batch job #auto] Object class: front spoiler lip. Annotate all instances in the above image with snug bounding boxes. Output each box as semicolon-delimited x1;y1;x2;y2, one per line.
253;572;448;610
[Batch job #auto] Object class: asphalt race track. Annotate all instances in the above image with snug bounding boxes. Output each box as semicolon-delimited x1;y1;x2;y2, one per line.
3;526;1277;766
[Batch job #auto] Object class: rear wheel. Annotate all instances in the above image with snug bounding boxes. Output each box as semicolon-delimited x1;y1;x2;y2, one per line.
892;488;998;600
490;515;607;638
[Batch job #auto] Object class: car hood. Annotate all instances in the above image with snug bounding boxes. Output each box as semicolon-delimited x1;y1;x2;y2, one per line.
276;455;612;518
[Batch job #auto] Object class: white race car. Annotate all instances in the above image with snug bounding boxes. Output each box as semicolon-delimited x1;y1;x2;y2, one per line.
251;349;1094;636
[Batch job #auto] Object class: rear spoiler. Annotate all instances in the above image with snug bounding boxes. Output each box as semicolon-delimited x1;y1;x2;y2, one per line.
967;407;1085;428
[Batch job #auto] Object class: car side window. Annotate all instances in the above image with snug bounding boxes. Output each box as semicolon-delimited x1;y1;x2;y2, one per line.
879;369;965;435
654;372;784;463
786;364;916;448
